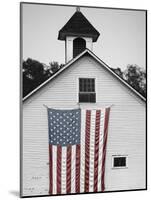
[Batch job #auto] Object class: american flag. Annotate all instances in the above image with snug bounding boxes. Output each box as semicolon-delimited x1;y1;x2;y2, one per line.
47;107;110;195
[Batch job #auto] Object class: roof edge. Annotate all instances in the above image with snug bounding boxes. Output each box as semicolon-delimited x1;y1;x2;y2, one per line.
58;32;100;42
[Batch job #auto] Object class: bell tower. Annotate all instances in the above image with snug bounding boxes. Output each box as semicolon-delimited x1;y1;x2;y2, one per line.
58;7;100;63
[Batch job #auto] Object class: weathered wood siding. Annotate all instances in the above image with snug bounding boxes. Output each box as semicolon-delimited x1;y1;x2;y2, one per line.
22;55;146;196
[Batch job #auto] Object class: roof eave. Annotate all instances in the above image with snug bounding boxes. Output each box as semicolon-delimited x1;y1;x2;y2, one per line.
58;32;100;42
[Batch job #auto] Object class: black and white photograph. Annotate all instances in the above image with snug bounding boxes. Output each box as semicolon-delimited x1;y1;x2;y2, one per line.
20;2;147;198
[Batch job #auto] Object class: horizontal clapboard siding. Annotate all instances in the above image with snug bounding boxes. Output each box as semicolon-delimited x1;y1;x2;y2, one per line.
22;55;146;196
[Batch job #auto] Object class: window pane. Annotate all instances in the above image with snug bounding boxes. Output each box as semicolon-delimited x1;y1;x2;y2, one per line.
79;79;82;91
84;82;86;92
114;157;126;167
79;78;95;92
90;93;96;102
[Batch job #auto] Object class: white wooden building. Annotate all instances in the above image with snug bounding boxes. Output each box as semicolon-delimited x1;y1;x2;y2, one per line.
21;8;146;197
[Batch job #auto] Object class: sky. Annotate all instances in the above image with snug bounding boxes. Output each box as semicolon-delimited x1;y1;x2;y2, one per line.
22;3;146;70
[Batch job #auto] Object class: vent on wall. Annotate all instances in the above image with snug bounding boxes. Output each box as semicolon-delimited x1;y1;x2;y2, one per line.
112;155;128;169
79;93;96;103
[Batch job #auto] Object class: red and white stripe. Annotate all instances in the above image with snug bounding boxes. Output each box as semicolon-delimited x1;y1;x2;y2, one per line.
49;144;81;195
49;108;110;195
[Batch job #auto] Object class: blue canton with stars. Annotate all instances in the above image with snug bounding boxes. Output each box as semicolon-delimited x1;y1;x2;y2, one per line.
48;108;81;146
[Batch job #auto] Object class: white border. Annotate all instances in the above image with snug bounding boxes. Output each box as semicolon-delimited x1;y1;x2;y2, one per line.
0;0;149;199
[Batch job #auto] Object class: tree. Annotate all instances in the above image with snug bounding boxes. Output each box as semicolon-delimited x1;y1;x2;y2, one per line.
123;64;146;97
23;58;51;97
49;61;64;74
110;67;123;78
23;58;64;97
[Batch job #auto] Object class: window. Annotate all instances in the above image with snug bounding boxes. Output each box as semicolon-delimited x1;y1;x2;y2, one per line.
73;38;86;58
112;155;128;168
79;78;96;103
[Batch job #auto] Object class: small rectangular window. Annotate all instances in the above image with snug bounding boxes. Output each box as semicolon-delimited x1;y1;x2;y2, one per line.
79;78;96;103
112;155;128;168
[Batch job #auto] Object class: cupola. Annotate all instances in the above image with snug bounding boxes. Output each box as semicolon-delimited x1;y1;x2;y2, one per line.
58;7;100;63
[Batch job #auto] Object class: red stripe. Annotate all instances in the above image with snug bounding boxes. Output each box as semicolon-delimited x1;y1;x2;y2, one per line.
76;144;80;193
49;144;53;194
66;146;72;193
57;145;62;194
101;108;110;191
84;110;91;192
93;110;101;192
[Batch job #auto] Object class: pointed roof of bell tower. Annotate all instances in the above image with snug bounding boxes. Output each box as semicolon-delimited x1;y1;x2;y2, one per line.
58;7;100;42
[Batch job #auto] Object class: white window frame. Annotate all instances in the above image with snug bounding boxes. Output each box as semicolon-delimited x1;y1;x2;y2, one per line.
76;76;98;104
112;155;128;169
